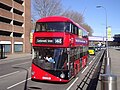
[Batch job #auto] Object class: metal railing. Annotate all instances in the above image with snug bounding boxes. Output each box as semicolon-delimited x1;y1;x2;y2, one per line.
76;50;105;90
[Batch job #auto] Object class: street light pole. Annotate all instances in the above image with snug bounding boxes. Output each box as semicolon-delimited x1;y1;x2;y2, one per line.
96;6;108;58
96;5;110;72
96;6;117;90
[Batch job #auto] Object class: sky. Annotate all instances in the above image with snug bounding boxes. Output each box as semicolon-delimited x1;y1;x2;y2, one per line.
31;0;120;37
61;0;120;37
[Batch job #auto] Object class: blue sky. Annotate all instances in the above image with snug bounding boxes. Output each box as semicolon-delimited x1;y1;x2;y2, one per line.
31;0;120;37
61;0;120;37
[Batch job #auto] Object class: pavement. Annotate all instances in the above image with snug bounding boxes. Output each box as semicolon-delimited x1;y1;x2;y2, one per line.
0;53;32;61
109;48;120;90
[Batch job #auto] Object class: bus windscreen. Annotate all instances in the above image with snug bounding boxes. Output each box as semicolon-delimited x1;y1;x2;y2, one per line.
35;22;70;32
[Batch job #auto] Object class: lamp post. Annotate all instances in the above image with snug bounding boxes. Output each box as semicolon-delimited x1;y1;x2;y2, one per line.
96;5;110;72
96;6;117;90
96;5;108;58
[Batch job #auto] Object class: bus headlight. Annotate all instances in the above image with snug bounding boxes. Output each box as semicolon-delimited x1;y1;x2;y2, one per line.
60;73;65;79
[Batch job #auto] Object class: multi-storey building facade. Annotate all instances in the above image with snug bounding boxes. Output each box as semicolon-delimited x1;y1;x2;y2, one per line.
0;0;31;56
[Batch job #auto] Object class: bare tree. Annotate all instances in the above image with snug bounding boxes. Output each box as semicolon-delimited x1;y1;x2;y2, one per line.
81;23;93;36
62;10;84;24
33;0;63;18
62;10;93;35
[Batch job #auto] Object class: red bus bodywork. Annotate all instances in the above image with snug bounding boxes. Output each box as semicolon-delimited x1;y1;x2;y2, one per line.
31;16;89;83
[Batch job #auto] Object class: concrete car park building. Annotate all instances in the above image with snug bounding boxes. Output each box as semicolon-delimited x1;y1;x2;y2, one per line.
0;0;31;58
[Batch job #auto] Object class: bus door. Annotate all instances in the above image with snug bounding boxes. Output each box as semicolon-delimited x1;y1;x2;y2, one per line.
80;47;83;69
55;48;68;70
67;48;74;78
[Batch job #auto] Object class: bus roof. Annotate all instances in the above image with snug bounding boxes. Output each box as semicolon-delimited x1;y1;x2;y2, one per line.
37;16;72;22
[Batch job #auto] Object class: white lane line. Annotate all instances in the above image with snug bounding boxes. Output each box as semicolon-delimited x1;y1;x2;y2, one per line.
81;66;88;73
93;57;96;60
7;78;31;89
0;57;31;65
0;71;19;79
89;60;93;65
12;61;31;67
66;77;79;90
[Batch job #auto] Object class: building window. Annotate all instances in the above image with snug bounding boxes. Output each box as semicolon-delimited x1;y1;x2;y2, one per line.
0;30;11;36
5;45;11;53
0;17;12;24
14;44;23;52
0;3;12;11
13;20;23;26
14;0;24;5
13;8;23;15
13;32;22;37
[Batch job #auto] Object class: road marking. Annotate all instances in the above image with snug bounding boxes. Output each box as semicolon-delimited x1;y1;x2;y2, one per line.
89;60;93;65
66;77;79;90
7;78;31;89
93;57;96;60
81;66;88;73
0;71;19;79
12;61;31;67
0;57;32;65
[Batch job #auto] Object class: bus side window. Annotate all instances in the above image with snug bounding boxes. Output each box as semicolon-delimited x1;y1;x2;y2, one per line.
65;26;69;32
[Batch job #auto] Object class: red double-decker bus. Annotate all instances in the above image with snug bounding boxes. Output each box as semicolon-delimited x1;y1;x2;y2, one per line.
31;16;89;83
